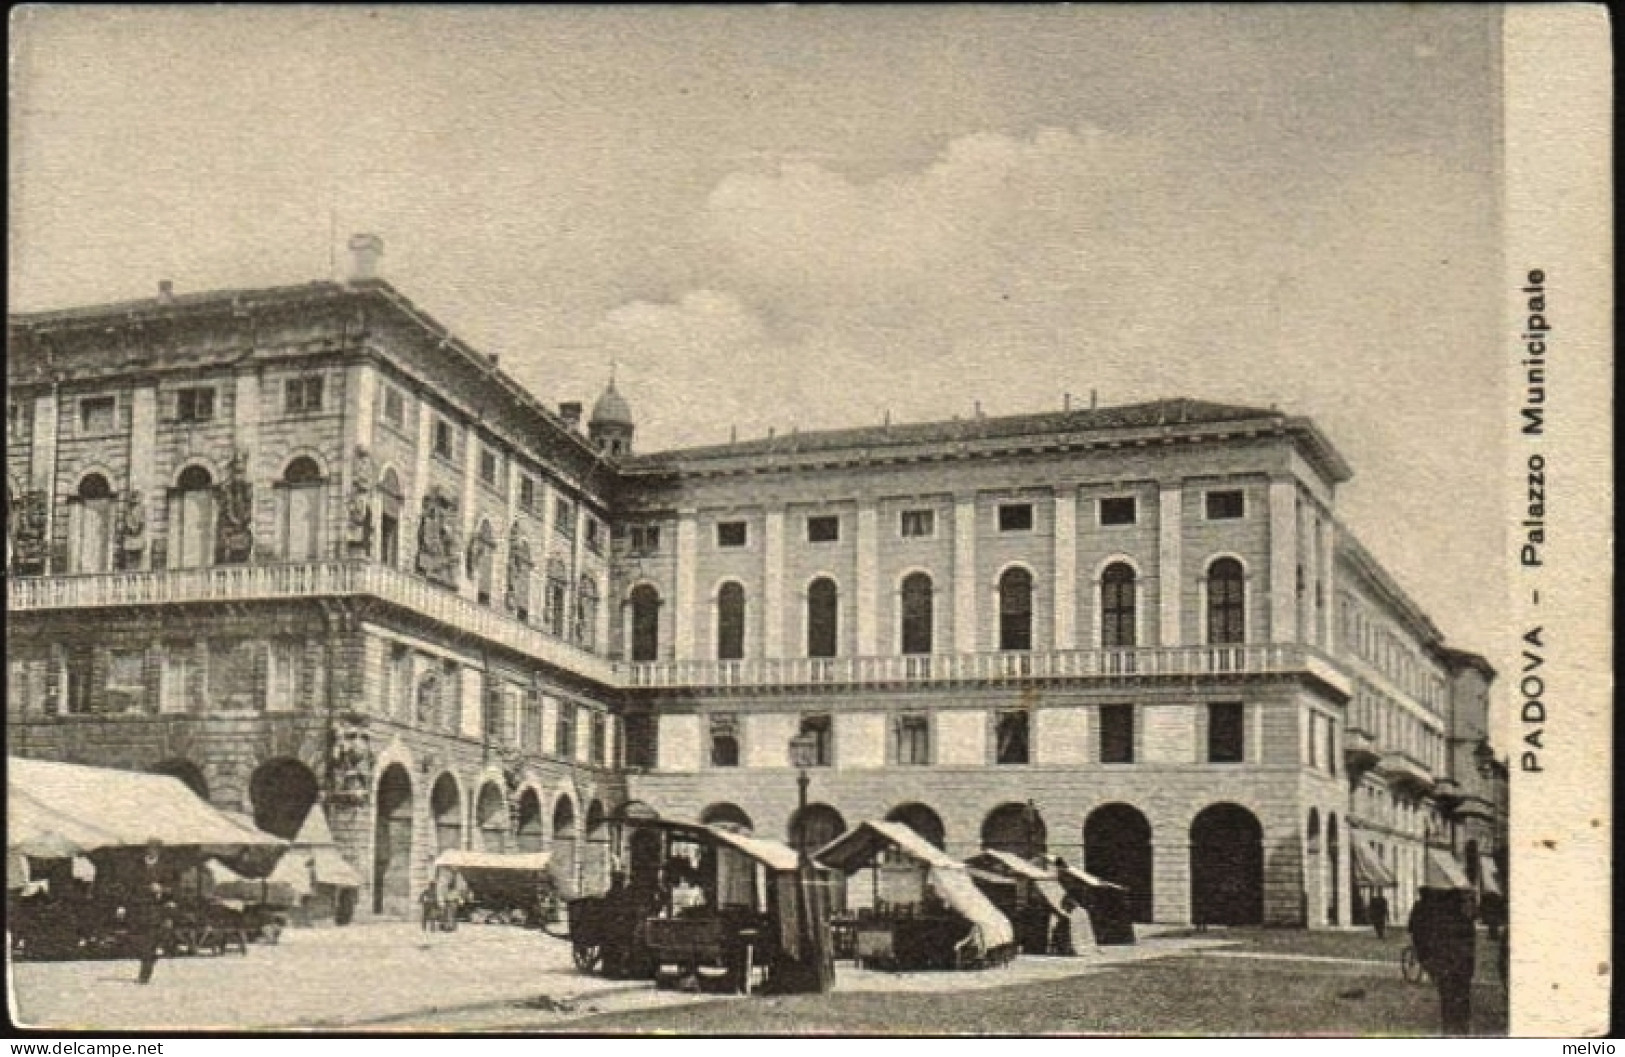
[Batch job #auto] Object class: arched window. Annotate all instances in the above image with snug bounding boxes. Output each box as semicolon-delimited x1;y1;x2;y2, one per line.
71;474;115;574
1207;558;1246;645
170;465;215;569
280;457;325;562
1100;562;1137;648
629;584;661;662
575;575;599;649
998;567;1033;651
807;577;838;658
900;572;933;655
378;469;402;567
717;582;745;661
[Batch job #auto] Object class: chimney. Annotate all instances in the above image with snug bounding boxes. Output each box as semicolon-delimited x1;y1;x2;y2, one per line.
157;280;174;305
348;233;384;282
558;402;583;430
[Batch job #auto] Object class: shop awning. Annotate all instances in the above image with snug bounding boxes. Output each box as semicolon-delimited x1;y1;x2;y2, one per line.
7;758;286;857
289;804;362;887
434;850;554;873
1350;836;1397;888
967;848;1052;881
1478;855;1502;897
1423;847;1472;890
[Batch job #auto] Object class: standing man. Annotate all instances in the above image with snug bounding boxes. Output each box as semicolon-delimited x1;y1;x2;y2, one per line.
131;839;170;985
1409;887;1477;1035
1369;890;1390;940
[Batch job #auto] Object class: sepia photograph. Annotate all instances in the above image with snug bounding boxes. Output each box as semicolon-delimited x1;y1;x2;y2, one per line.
6;5;1610;1039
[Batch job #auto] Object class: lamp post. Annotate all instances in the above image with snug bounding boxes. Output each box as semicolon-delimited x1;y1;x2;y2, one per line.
788;733;818;856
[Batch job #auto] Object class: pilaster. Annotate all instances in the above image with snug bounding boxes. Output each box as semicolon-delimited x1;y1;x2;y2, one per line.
953;495;978;653
1052;490;1077;649
763;509;785;658
1269;478;1299;644
673;511;698;660
855;502;878;655
1158;484;1183;647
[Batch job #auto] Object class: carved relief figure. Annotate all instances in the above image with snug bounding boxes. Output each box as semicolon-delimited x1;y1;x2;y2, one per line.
505;535;533;618
331;719;374;800
347;446;375;553
214;449;254;564
414;487;461;587
115;490;147;570
12;490;49;574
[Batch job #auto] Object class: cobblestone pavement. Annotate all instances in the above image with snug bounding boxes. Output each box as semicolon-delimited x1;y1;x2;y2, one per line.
7;921;1228;1032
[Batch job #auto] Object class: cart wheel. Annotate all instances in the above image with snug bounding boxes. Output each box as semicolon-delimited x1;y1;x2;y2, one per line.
572;942;602;972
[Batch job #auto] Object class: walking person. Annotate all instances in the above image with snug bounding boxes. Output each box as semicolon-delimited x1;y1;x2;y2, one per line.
1409;887;1477;1035
1369;890;1390;940
131;840;171;985
419;882;438;932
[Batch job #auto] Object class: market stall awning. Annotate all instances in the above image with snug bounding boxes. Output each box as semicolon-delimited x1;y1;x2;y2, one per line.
1423;847;1472;890
7;758;286;857
1350;836;1397;888
967;848;1051;881
288;804;362;887
434;850;554;873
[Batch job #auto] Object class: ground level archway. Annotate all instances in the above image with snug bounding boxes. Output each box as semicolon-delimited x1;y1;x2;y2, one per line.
788;803;846;856
981;801;1047;860
373;764;414;916
553;796;578;898
1084;803;1154;922
476;781;509;853
516;789;544;853
1190;803;1264;926
700;802;755;834
885;803;946;849
431;773;463;855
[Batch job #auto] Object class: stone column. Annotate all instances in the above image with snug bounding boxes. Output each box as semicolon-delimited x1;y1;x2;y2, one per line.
31;392;58;572
1052;490;1077;650
1268;478;1299;644
763;509;785;658
953;495;978;652
673;511;698;660
1319;514;1337;649
1158;484;1183;647
855;501;878;655
128;385;157;569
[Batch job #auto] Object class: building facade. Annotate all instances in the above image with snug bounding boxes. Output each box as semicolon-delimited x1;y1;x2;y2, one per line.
6;241;1506;926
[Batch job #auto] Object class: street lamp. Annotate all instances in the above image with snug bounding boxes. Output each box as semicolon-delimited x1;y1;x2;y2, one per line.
788;732;818;855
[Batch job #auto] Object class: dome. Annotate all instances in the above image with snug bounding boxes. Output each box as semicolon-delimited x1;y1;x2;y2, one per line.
590;381;634;429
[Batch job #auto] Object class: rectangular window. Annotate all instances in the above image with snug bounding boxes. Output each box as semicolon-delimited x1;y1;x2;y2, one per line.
80;396;117;434
709;713;740;767
433;418;454;460
478;446;498;487
521;690;543;754
104;649;146;712
900;509;935;538
382;386;406;429
896;713;931;766
717;520;747;548
160;645;198;714
1099;704;1135;764
8;400;30;442
590;712;607;765
799;713;833;766
997;503;1034;532
518;474;537;512
807;515;840;543
63;647;94;714
1205;489;1246;520
285;375;324;414
176;387;215;423
995;710;1030;765
1208;702;1246;763
554;497;577;539
585;517;603;555
1099;497;1138;526
211;639;262;712
629;524;661;555
555;701;578;760
623;712;657;769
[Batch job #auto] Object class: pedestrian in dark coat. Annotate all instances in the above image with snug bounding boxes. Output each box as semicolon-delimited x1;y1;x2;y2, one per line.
1369;891;1390;939
1409;888;1477;1035
131;842;171;985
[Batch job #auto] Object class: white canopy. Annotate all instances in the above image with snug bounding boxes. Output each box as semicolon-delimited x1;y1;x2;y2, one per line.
1423;847;1472;890
288;804;362;888
434;849;553;873
816;820;1015;956
7;758;285;857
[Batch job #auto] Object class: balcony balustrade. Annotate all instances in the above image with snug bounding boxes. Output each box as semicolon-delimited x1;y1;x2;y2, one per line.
7;562;616;684
619;642;1345;691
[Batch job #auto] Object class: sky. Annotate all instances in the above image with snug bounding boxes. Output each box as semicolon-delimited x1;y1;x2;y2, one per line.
9;5;1506;652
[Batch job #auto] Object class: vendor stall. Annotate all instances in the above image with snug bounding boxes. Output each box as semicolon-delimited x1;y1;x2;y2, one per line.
1048;857;1136;946
816;820;1017;971
432;849;554;926
964;849;1073;954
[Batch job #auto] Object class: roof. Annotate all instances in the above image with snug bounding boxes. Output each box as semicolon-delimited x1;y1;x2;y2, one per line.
7;757;285;857
1436;646;1497;680
291;803;338;848
814;819;962;873
966;848;1053;881
590;381;634;428
627;397;1353;485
